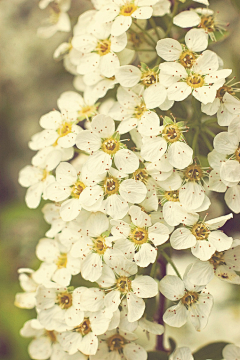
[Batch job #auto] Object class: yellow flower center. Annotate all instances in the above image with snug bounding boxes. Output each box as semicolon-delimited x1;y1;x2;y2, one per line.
75;318;92;336
209;251;226;269
191;222;209;240
162;124;181;143
130;227;148;245
96;39;111;56
235;146;240;162
107;334;126;351
134;103;147;119
58;122;72;137
200;15;215;33
41;169;49;181
133;169;149;184
141;70;158;87
164;190;179;202
101;138;120;155
184;164;203;182
179;50;196;69
56;292;72;309
120;2;138;16
56;253;68;269
92;237;108;255
78;105;97;120
216;85;233;102
181;291;199;308
45;331;57;343
116;276;132;294
186;74;205;88
71;181;86;198
103;176;120;195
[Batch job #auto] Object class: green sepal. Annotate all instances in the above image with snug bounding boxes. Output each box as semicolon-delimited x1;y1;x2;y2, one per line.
101;230;110;238
140;62;149;72
112;131;120;141
67;286;74;292
163;116;173;126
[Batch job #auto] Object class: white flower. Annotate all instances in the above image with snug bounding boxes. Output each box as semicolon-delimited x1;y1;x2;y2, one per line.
95;0;159;37
18;165;55;209
89;329;147;360
72;31;127;77
100;168;147;219
33;237;81;286
46;162;104;222
223;344;240;360
159;269;213;331
97;262;157;322
76;114;139;174
188;239;240;285
170;347;194;360
37;0;71;38
14;269;39;309
225;185;240;214
42;203;67;238
58;310;112;356
141;116;193;170
57;91;99;121
115;64;167;108
29;110;82;150
109;85;166;135
170;213;233;261
201;87;240;126
213;128;240;185
110;205;170;267
157;28;208;66
153;0;171;17
160;50;232;105
173;8;225;41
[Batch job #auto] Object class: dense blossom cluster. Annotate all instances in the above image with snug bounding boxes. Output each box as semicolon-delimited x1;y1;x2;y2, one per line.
16;0;240;359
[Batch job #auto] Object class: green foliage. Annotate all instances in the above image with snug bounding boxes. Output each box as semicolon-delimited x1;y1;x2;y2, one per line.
193;342;229;360
148;350;169;360
231;0;240;12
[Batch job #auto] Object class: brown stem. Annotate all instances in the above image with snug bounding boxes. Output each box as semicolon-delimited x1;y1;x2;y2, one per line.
154;254;167;352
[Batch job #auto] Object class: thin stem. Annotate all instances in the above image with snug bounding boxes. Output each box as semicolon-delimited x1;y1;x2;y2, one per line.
204;128;216;138
149;18;161;40
133;48;156;52
132;22;157;47
165;0;179;37
150;259;158;278
192;128;199;156
155;254;167;352
201;133;213;151
160;250;182;279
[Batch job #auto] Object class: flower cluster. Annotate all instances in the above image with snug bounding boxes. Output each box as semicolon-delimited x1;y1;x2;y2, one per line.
16;0;240;359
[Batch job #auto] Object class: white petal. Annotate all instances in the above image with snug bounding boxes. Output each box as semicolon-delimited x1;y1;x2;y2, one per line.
206;213;233;230
91;114;115;138
201;98;220;116
99;52;120;77
114;149;139;174
148;222;170;246
168;82;192;102
123;343;147;360
188;260;214;285
223;344;240;360
179;182;205;211
170;228;196;250
208;169;227;193
159;275;185;301
173;10;201;28
60;198;82;221
119;179;147;204
28;337;52;360
78;332;98;355
193;50;219;74
138;111;160;136
188;293;213;331
141;137;168;162
127;292;145;322
167;142;193;169
81;253;102;282
156;38;182;61
208;231;233;252
115;65;141;87
172;347;194;360
111;15;132;36
144;83;167;109
225;185;240;213
76;130;101;153
86;151;112;174
191;240;216;261
163;303;188;327
185;28;208;52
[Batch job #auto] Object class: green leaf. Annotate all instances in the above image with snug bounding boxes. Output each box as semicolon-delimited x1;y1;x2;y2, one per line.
168;337;177;353
213;30;230;43
193;342;229;360
148;351;169;360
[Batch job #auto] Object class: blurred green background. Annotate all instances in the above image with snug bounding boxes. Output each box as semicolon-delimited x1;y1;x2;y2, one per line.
0;0;240;359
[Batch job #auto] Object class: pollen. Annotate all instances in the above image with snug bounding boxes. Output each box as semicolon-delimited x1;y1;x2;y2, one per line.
235;146;240;163
191;222;210;240
71;181;86;198
200;15;216;33
181;291;199;308
141;70;158;87
78;105;97;120
41;169;49;182
56;253;68;269
75;318;92;336
164;190;180;202
92;236;108;255
120;2;138;16
134;102;147;119
184;164;203;182
45;331;57;343
96;39;111;56
107;334;126;351
133;169;149;184
179;50;196;69
56;291;73;309
162;124;181;143
209;251;226;269
116;276;132;294
130;227;148;245
103;176;120;195
186;74;205;88
216;85;233;102
129;32;143;47
101;138;120;155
